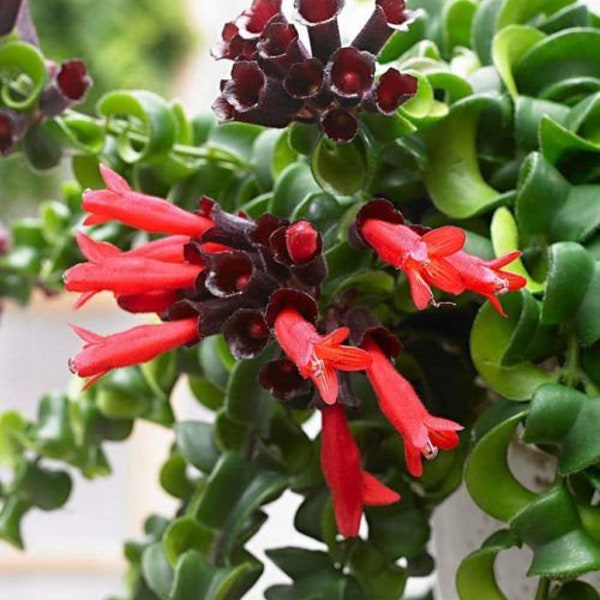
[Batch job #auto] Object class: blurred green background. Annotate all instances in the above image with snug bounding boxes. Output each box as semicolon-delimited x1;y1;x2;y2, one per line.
0;0;195;220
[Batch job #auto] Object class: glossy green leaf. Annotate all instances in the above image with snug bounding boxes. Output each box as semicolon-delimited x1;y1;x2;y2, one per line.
294;490;337;548
575;262;600;346
424;96;504;219
162;518;214;568
170;550;262;600
350;541;408;600
208;122;264;165
159;454;195;500
194;452;286;557
443;0;477;51
188;376;225;411
516;153;600;243
554;581;599;599
366;507;430;561
515;29;600;101
224;354;274;437
456;529;519;600
541;242;594;325
29;394;75;459
175;421;221;474
514;97;570;152
266;547;333;581
499;289;557;367
311;136;367;196
0;41;47;110
465;407;536;521
491;25;546;98
0;411;26;467
262;407;313;475
97;90;177;162
470;299;554;400
0;496;29;549
511;485;600;577
523;383;600;475
270;162;321;218
20;461;72;511
142;542;174;600
198;337;230;389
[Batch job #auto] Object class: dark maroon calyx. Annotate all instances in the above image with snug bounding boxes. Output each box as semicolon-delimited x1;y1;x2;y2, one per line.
328;47;375;98
223;308;270;359
320;107;358;143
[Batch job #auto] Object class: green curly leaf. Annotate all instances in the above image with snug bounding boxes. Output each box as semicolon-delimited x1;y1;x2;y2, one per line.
465;405;536;521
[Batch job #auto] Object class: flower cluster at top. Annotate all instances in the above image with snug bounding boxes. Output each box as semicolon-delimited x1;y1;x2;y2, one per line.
212;0;418;142
65;166;525;537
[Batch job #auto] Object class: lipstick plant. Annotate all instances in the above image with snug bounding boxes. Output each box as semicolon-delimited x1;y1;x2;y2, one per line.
1;0;600;599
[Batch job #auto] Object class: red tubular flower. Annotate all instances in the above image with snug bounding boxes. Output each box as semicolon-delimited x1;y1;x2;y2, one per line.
69;318;199;389
362;338;462;477
360;219;466;309
82;165;213;236
64;233;202;297
321;404;400;537
446;250;527;315
67;232;195;311
273;307;371;405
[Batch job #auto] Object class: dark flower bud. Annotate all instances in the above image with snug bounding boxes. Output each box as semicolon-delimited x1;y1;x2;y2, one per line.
265;288;318;327
212;22;257;61
237;0;283;38
344;306;402;356
0;110;26;156
40;59;91;118
294;0;344;26
350;197;404;248
250;214;288;247
365;68;417;115
223;61;266;112
283;58;324;100
294;0;344;63
377;0;411;28
320;107;358;143
352;1;412;55
327;47;375;100
203;251;255;298
257;21;306;75
259;357;311;400
223;308;270;358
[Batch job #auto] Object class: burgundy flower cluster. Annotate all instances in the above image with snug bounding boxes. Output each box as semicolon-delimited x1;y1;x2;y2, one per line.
212;0;417;142
64;164;328;387
0;57;91;156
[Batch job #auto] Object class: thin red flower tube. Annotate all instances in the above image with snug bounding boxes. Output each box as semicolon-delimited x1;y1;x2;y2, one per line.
273;307;371;405
82;165;213;236
68;318;199;389
446;250;527;315
362;337;462;477
320;403;400;537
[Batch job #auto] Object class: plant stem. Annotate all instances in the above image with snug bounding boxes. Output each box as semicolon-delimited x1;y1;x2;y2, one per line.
534;577;550;600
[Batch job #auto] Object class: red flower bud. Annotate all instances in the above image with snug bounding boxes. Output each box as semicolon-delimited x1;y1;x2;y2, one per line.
285;220;319;264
